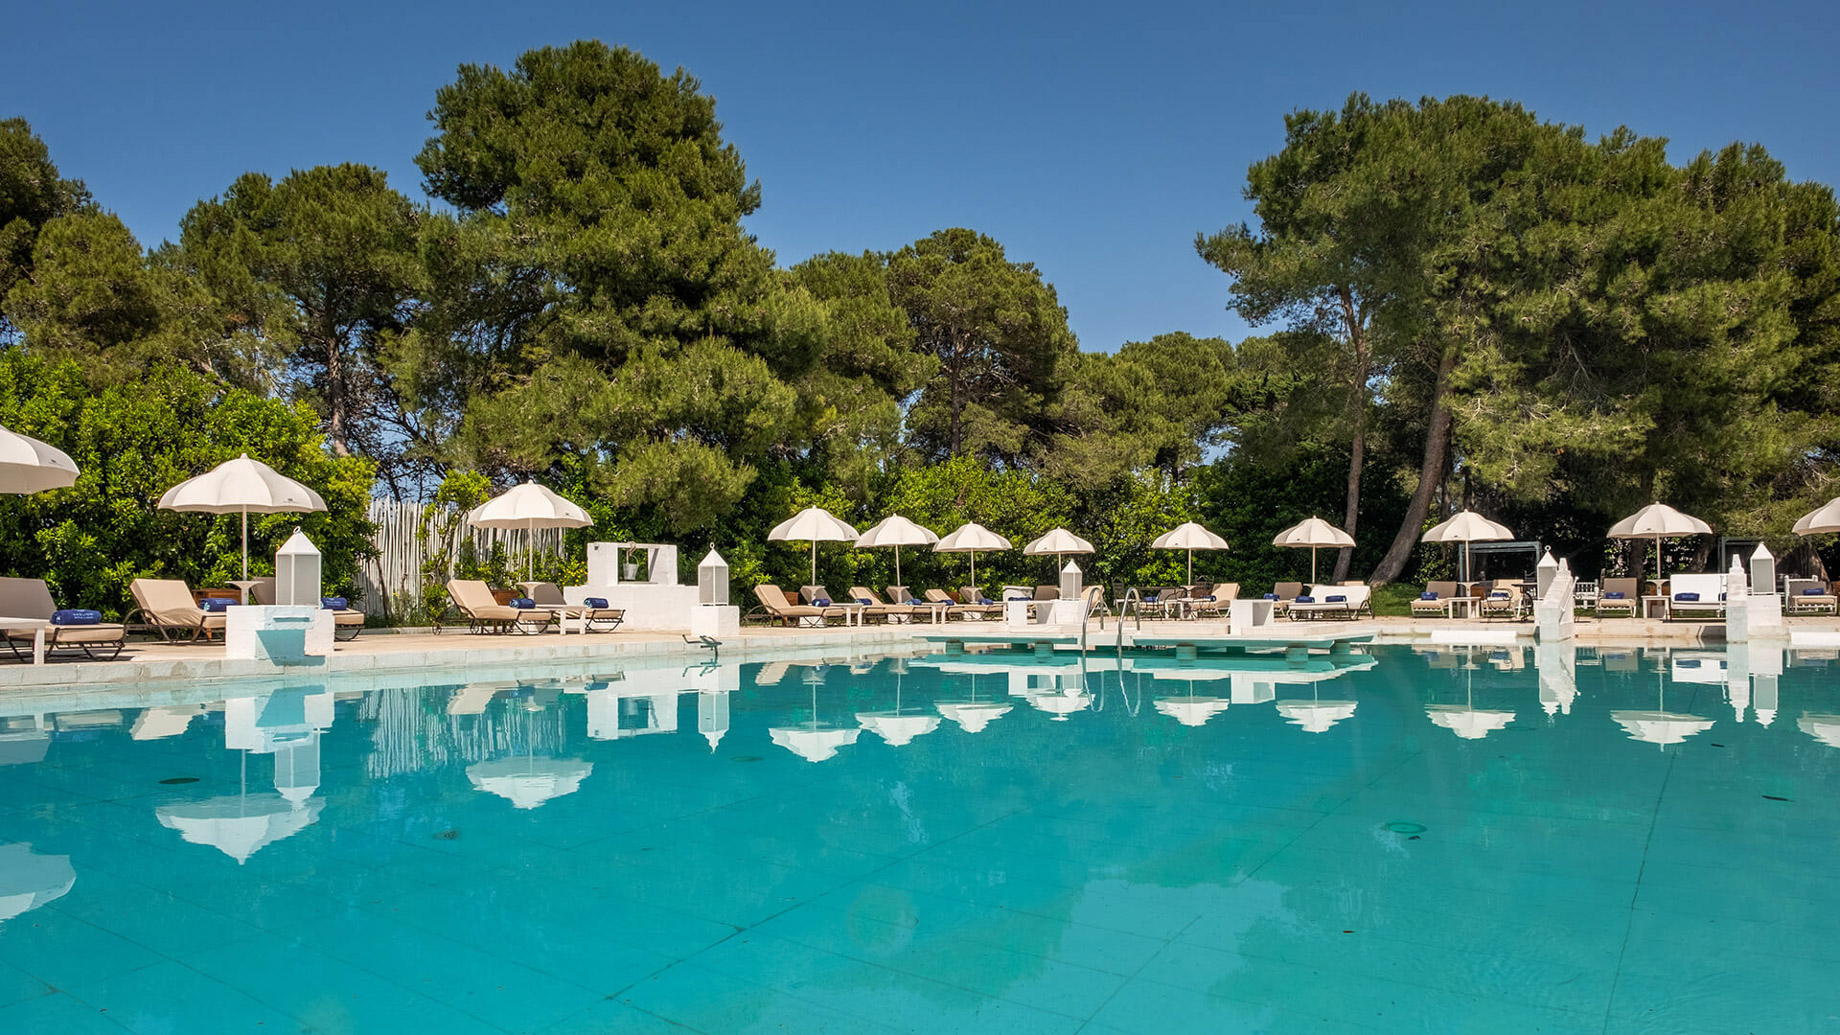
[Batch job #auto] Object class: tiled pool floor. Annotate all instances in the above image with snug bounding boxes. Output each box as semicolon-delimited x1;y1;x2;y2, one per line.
0;643;1836;1032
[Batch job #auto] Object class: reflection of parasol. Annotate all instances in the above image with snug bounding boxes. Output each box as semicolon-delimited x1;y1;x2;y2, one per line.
1610;667;1713;749
934;673;1013;733
857;661;940;746
1425;654;1515;739
1025;687;1092;722
769;680;861;763
1274;682;1358;733
157;793;323;863
1153;686;1231;727
0;843;75;921
466;752;593;809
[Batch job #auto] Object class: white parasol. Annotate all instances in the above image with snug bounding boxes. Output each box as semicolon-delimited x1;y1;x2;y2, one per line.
1151;522;1229;586
769;506;860;587
1608;503;1711;583
466;482;593;580
0;424;79;495
855;515;938;587
158;453;327;581
934;522;1012;588
1421;510;1514;583
1272;516;1355;584
1023;527;1095;570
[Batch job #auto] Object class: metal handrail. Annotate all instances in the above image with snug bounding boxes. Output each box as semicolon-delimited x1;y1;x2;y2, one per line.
1116;587;1143;652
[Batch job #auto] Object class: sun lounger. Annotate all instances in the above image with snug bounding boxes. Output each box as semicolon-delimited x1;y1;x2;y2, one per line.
1785;578;1838;615
1595;577;1639;618
128;578;229;643
1411;580;1460;618
752;584;844;626
1478;581;1524;621
446;579;552;633
848;586;919;623
1;577;128;661
960;586;1008;618
249;577;366;641
1288;583;1369;621
1666;573;1726;621
527;582;625;632
1267;582;1303;617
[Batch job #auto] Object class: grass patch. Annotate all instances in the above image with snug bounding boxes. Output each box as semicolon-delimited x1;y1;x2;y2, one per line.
1369;583;1424;617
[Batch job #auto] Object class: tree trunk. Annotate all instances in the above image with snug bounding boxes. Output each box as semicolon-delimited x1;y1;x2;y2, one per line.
1370;346;1459;586
947;331;964;457
1333;292;1368;582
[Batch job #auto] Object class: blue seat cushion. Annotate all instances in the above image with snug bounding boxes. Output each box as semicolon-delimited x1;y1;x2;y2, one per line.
908;598;924;605
320;596;347;611
509;597;536;609
1326;595;1346;603
1602;591;1626;600
199;597;236;612
1804;587;1826;596
1263;593;1278;600
812;598;831;607
1420;592;1439;600
1294;595;1315;604
584;597;609;608
51;609;102;626
857;598;873;606
980;598;995;605
1674;592;1700;602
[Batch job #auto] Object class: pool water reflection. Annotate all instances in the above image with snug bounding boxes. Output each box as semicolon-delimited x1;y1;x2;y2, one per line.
0;642;1836;1033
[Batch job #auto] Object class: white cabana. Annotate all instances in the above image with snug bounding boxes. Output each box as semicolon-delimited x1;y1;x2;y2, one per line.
466;482;593;579
1792;497;1840;536
1022;527;1095;569
1152;521;1229;586
158;453;327;581
934;522;1012;586
769;506;860;587
1421;510;1514;583
0;424;79;495
1272;516;1355;584
855;515;937;587
1608;503;1712;582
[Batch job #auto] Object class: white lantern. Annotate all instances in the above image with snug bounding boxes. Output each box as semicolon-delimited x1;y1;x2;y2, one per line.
1059;560;1083;601
698;549;729;606
1750;543;1775;596
275;529;322;606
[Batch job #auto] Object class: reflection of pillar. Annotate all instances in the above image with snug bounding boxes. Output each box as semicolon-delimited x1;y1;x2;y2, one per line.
698;692;730;752
272;735;321;804
1754;676;1779;727
1228;674;1275;706
1754;643;1783;727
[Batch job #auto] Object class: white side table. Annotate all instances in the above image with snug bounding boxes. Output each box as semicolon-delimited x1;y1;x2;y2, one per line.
2;618;48;665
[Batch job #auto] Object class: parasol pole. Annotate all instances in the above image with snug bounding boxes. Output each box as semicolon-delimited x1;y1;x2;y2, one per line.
810;541;817;588
241;505;249;581
895;544;902;588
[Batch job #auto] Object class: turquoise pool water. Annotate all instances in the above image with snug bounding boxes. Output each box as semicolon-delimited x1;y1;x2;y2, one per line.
0;642;1835;1033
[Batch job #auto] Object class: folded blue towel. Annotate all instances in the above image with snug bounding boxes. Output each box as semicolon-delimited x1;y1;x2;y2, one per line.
584;597;608;608
51;609;101;625
1420;592;1439;600
1804;587;1826;596
1603;591;1626;600
1675;592;1700;602
1294;595;1315;604
813;598;831;607
1263;593;1278;600
198;597;236;612
908;598;924;606
1326;595;1346;603
509;597;536;609
320;596;347;611
1489;592;1509;599
1679;659;1701;668
857;597;873;606
1203;595;1216;602
980;598;995;605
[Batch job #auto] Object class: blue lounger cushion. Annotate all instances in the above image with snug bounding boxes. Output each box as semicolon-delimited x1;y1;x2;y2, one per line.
320;596;347;611
584;597;609;608
51;609;102;625
1803;587;1826;596
980;598;995;605
1420;592;1439;600
1294;595;1315;604
1602;591;1626;600
1674;592;1700;602
509;597;536;609
199;597;236;612
1326;595;1346;603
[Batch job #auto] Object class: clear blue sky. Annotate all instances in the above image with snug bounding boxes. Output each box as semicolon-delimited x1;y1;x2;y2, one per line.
5;0;1836;351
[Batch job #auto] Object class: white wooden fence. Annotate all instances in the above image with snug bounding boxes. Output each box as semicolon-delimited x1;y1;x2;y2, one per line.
355;499;563;618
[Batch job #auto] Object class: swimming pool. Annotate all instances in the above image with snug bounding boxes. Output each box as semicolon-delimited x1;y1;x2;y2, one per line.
0;642;1834;1033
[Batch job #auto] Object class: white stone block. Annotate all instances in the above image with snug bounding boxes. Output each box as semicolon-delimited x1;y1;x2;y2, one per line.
689;605;740;638
225;606;332;664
